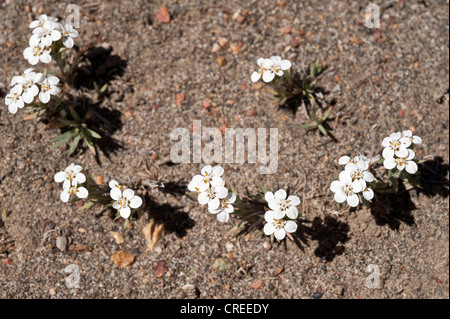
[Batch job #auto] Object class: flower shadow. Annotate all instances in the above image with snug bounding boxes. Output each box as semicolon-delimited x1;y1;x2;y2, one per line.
369;180;416;230
417;156;449;198
73;44;127;92
142;192;195;238
293;216;350;262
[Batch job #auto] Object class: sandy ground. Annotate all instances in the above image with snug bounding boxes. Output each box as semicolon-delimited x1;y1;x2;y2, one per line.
0;0;449;299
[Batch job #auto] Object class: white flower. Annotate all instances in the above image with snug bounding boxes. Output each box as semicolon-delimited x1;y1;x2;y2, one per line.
208;193;236;223
60;24;78;48
10;68;35;87
29;24;61;47
264;189;300;219
330;171;364;207
383;149;418;174
23;44;52;65
29;14;58;29
5;85;24;114
109;180;128;192
54;163;86;190
382;132;411;159
269;55;291;75
188;175;209;193
344;161;375;190
198;165;225;189
110;188;143;219
38;75;60;103
251;58;275;83
11;70;41;104
401;130;422;145
198;184;228;210
60;182;89;203
263;210;297;241
338;155;369;167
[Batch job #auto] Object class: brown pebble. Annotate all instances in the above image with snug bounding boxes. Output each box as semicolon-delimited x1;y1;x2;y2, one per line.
156;6;171;23
216;57;227;66
246;109;257;117
280;26;291;34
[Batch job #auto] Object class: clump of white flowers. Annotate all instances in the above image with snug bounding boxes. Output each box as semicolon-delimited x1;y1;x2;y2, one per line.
188;166;303;242
5;14;78;115
188;165;235;223
330;155;375;207
54;164;142;221
382;130;422;175
331;130;423;208
263;189;299;240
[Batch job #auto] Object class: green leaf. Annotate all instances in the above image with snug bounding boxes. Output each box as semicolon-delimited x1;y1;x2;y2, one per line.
59;118;79;127
100;84;108;93
69;134;81;155
85;128;101;139
76;201;96;212
300;122;317;129
69;108;81;122
318;124;328;136
84;134;96;155
322;107;332;121
51;130;74;148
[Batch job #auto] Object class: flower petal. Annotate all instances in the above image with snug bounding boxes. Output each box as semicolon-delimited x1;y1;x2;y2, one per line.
216;211;230;223
129;196;143;209
76;187;89;199
284;220;298;233
54;171;66;183
274;189;287;201
119;206;131;219
110;187;122;201
263;223;275;236
274;228;286;241
346;194;360;207
123;188;135;200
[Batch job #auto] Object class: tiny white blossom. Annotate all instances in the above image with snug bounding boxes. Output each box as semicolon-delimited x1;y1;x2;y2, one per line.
29;14;58;29
38;75;60;104
12;70;41;104
338;155;369;166
29;24;61;47
60;182;89;203
59;24;78;48
382;132;411;159
344;161;375;190
383;149;418;174
10;68;35;87
5;85;24;114
264;189;300;219
330;171;364;207
188;175;209;193
198;184;228;210
23;44;52;65
54;163;86;190
197;165;225;189
269;55;291;75
109;180;128;192
251;58;276;83
401;130;422;146
263;210;297;241
208;193;236;223
110;188;143;219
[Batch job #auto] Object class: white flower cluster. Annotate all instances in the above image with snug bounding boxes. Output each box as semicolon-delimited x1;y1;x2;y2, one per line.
251;56;291;83
109;180;143;219
188;165;236;223
54;164;142;220
25;14;78;65
382;130;421;174
54;163;88;202
330;155;375;207
5;14;78;114
263;189;299;240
